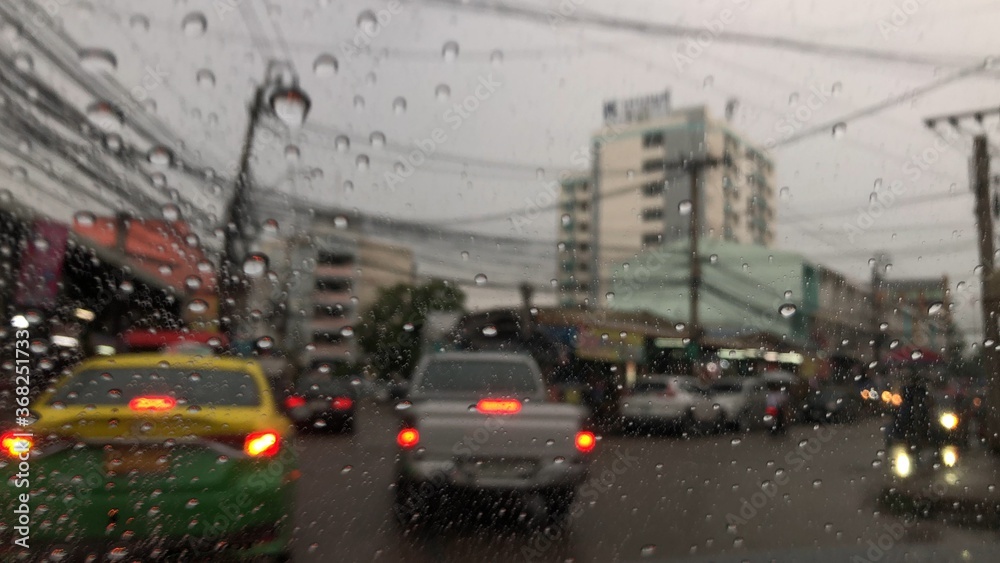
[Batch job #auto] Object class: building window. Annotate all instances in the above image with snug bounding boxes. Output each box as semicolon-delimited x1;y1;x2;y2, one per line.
642;233;662;246
313;331;345;344
314;304;346;317
579;202;589;212
578;263;589;272
578;222;589;232
642;158;665;173
579;183;589;192
579;242;591;252
642;131;664;148
642;208;664;221
315;278;352;292
642;181;664;196
317;252;353;266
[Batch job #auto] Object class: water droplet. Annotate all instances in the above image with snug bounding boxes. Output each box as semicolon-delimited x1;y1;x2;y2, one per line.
355;154;369;171
832;122;846;139
74;211;96;227
161;204;181;221
779;187;790;200
335;135;350;152
392;97;407;115
196;69;215;88
150;172;166;188
187;299;208;314
341;465;353;474
910;349;923;360
812;479;822;489
606;292;615;301
79;48;117;73
403;322;415;332
370;131;385;148
129;14;150;31
442;40;459;62
357;10;378;34
561;214;571;226
640;544;657;557
474;273;488;285
482;325;498;337
256;336;274;350
104;134;123;153
435;83;451;101
783;290;792;299
243;256;267;278
147;146;174;168
181;12;207;37
460;251;470;260
86;101;124;132
13;52;33;72
779;303;797;318
313;53;338;77
678;200;692;215
184;276;202;291
788;92;799;105
709;254;718;264
490;49;504;66
340;326;355;338
831;82;842;96
353;95;365;110
928;301;943;314
185;498;199;509
285;144;300;162
334;215;349;229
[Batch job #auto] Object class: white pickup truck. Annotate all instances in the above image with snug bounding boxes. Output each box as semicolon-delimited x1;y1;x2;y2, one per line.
393;352;594;524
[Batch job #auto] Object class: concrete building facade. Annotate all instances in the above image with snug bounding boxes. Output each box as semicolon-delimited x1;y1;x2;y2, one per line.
557;103;776;307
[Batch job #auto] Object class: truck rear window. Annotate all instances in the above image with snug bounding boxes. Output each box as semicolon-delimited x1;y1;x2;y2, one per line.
415;359;539;395
50;368;261;406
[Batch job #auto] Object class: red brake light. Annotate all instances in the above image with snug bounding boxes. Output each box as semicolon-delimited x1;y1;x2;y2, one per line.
331;396;354;410
128;396;176;412
244;431;281;457
575;431;596;453
397;428;419;448
476;399;522;415
766;406;780;417
284;396;306;409
1;432;32;457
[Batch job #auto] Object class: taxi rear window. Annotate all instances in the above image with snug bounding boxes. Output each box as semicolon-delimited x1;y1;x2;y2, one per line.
50;368;261;406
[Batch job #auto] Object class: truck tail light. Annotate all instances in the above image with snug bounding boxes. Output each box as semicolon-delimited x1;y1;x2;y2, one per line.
284;395;306;409
397;428;419;449
331;396;354;410
476;399;521;414
244;431;281;457
574;431;596;453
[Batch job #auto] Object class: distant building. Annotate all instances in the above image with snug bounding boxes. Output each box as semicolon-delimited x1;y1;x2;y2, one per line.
557;101;776;307
881;276;955;356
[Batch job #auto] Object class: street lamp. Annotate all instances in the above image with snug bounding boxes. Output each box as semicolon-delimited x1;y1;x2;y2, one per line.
221;61;311;345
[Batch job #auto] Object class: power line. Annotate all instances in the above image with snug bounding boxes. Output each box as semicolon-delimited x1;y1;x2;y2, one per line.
420;0;978;67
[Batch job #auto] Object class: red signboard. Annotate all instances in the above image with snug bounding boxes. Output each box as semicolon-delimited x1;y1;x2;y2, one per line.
14;220;69;308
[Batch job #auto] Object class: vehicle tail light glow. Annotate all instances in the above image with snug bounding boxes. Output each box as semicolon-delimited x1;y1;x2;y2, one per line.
765;406;780;417
397;428;419;449
244;431;281;457
1;432;32;457
128;396;176;412
661;388;677;398
476;399;522;414
284;396;306;409
574;430;596;453
331;396;354;410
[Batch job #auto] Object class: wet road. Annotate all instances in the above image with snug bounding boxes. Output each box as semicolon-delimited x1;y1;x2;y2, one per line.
290;401;999;562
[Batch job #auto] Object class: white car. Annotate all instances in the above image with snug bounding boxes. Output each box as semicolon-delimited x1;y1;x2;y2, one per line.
619;375;719;434
709;377;770;431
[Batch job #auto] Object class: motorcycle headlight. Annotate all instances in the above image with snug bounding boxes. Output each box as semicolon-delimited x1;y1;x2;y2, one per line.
942;445;958;468
939;412;959;431
892;448;912;478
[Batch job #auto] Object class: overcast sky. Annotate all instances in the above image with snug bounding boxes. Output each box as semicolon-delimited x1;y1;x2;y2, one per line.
15;0;1000;338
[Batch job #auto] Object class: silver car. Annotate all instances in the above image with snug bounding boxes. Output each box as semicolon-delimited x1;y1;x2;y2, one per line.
709;377;770;432
394;352;593;525
619;375;720;434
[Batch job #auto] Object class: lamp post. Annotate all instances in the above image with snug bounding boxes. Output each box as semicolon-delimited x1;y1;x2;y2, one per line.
220;61;311;347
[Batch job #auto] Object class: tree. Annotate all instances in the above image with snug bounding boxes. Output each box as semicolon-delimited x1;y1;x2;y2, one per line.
356;279;465;378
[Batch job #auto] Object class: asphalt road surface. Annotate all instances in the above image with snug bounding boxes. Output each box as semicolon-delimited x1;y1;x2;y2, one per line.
291;401;1000;562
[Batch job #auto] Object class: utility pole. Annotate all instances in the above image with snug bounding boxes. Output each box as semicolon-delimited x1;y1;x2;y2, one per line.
688;163;704;365
870;252;889;381
972;135;1000;451
219;61;311;348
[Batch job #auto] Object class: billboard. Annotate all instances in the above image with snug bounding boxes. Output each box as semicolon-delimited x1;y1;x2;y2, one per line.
14;220;69;308
603;90;671;125
575;325;645;363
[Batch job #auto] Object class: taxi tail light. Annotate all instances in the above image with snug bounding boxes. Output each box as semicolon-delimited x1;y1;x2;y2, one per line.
574;430;596;453
397;427;419;449
476;399;522;415
331;396;354;410
284;395;306;409
1;431;33;457
244;431;281;457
